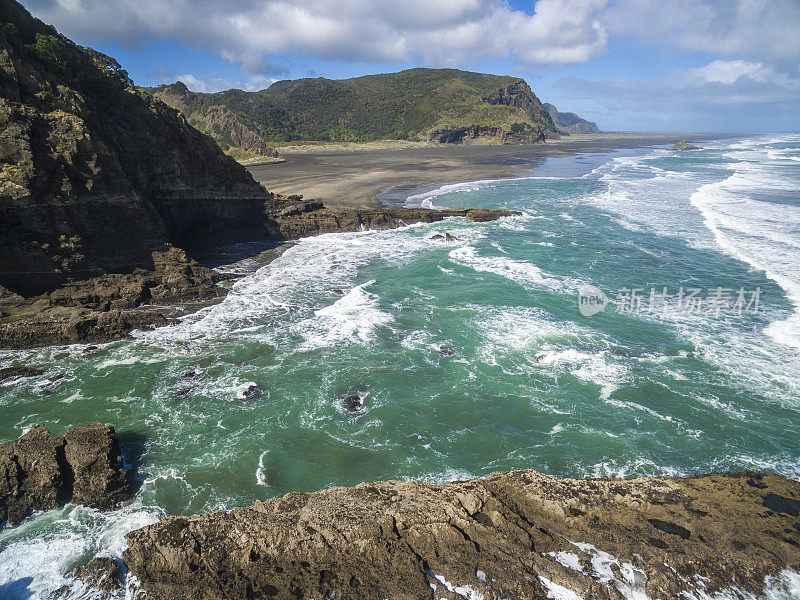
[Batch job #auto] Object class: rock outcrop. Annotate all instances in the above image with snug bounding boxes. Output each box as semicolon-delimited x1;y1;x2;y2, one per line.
124;470;800;600
672;138;700;150
0;246;227;348
543;103;600;135
0;423;129;526
265;203;520;240
0;0;271;297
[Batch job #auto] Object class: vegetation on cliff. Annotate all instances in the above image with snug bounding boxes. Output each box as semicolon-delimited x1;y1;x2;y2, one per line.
151;68;559;147
0;0;270;296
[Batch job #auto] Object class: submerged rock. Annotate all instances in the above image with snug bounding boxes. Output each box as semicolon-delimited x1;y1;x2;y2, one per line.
672;138;700;150
0;423;130;526
343;395;364;411
439;346;454;356
124;470;800;600
0;366;44;383
238;384;262;400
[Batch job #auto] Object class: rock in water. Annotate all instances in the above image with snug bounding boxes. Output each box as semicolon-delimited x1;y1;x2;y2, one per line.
71;558;124;595
0;366;44;382
238;384;262;400
64;423;130;510
124;470;800;600
0;423;130;525
0;425;67;525
343;395;363;411
672;138;700;150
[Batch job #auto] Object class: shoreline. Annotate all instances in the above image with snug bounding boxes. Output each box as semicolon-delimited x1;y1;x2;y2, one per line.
248;133;730;208
0;207;516;349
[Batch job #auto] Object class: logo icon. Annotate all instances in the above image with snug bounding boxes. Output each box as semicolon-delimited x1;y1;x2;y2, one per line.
577;284;607;317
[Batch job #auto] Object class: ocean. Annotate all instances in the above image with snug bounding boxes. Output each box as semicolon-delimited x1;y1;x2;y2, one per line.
1;134;800;598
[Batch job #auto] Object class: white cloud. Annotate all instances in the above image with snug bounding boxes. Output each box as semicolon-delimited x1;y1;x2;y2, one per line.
604;0;800;66
24;0;610;72
152;68;277;92
683;60;771;86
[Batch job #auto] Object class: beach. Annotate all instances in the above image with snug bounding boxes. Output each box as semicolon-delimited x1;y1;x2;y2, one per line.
247;133;716;207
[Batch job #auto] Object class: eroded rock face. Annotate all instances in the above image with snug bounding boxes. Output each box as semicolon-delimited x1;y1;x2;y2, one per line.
0;0;270;297
124;470;800;600
0;423;129;526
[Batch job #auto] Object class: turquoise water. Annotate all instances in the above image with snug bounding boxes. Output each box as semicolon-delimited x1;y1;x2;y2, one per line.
2;135;800;598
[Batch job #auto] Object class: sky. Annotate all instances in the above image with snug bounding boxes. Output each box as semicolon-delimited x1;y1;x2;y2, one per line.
20;0;800;132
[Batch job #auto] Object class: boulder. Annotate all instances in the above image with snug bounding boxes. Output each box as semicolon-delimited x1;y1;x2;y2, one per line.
0;423;130;526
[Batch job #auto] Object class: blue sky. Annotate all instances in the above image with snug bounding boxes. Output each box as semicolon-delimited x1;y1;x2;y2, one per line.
22;0;800;132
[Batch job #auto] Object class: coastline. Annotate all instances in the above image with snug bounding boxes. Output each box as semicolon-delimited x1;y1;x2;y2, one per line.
247;133;724;208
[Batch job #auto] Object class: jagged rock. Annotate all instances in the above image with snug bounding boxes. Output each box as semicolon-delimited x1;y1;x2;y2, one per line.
64;423;129;509
124;470;800;600
672;138;700;150
444;233;457;242
0;366;43;382
0;425;67;526
72;557;123;595
0;423;129;526
439;346;454;356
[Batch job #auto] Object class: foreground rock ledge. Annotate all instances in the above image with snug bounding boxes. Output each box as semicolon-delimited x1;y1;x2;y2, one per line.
124;470;800;600
0;423;130;525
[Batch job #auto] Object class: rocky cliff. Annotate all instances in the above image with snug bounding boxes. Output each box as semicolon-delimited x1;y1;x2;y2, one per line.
543;103;600;134
0;0;271;296
124;470;800;600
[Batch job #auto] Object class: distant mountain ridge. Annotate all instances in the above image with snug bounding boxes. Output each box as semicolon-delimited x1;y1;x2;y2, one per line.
543;103;600;134
151;69;570;153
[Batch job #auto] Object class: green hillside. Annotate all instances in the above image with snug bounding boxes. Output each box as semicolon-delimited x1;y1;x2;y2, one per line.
151;68;559;149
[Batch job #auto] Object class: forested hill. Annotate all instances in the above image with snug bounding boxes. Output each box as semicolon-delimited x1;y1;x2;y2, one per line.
151;68;562;153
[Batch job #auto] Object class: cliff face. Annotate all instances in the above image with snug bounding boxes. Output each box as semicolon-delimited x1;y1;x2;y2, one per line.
0;0;271;295
152;68;558;147
543;102;600;134
124;470;800;600
151;82;280;162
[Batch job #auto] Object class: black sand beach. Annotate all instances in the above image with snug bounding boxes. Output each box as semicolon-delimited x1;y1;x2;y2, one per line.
247;133;719;207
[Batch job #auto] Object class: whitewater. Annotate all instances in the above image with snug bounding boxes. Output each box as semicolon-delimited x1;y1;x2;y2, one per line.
1;134;800;598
